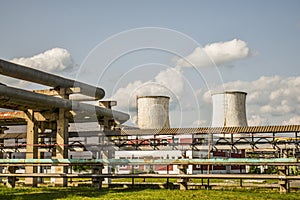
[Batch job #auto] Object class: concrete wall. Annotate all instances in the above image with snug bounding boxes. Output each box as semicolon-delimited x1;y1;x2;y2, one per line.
137;96;170;129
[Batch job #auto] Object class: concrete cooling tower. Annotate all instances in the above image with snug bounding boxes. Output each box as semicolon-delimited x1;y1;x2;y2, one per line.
211;91;248;127
137;96;170;129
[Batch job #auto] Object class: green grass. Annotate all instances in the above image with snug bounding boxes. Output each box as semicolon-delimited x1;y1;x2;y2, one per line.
0;186;299;200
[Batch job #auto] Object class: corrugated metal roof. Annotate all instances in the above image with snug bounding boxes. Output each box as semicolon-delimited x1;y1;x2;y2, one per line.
1;125;300;138
121;125;300;135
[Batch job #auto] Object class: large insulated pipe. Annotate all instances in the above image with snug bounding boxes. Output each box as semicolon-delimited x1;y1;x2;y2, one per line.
0;59;105;100
0;85;129;123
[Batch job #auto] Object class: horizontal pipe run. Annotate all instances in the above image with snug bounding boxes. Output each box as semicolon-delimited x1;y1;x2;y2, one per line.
1;174;300;182
0;85;129;123
0;173;283;179
72;102;130;124
0;85;71;110
0;158;298;166
0;59;105;99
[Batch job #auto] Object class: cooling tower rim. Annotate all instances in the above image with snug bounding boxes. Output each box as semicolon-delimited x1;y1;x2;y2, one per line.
137;95;170;99
211;90;247;96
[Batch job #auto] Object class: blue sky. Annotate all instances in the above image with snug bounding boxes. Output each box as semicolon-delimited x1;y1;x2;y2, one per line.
1;0;300;127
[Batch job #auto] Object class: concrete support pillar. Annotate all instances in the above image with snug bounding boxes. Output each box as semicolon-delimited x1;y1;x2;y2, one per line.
53;108;69;186
37;125;45;184
92;165;104;189
38;143;45;184
0;126;6;183
177;164;188;190
7;166;17;188
102;145;114;185
101;121;115;185
25;110;38;187
278;166;289;194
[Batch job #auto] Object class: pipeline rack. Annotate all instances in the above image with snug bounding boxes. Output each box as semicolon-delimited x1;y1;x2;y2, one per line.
0;59;300;194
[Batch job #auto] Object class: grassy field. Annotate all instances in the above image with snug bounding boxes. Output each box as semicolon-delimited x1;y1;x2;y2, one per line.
0;186;299;200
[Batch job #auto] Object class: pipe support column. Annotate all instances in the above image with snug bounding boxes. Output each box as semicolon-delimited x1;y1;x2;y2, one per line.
25;110;38;187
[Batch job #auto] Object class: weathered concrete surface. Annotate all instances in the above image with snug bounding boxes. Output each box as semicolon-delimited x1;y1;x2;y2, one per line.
137;96;170;129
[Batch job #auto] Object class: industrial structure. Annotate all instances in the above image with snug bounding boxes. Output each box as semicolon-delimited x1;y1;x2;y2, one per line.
211;91;248;127
0;59;300;193
137;96;170;129
0;59;129;187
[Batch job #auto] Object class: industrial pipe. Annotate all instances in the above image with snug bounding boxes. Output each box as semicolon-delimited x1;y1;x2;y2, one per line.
0;59;105;99
0;85;129;123
0;85;70;110
0;158;298;166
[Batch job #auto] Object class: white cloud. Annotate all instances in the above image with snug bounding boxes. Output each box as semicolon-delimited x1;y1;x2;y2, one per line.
247;115;269;126
203;75;300;126
114;72;300;127
11;48;75;73
154;68;184;96
176;39;250;68
109;39;252;127
283;116;300;125
1;48;76;87
113;73;300;127
111;68;184;110
192;119;207;126
106;38;299;127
